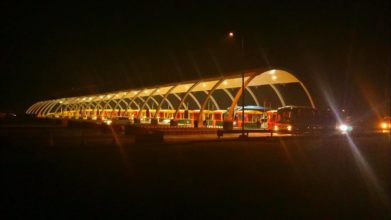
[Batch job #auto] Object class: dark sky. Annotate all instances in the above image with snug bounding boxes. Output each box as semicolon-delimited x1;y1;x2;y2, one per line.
1;0;390;116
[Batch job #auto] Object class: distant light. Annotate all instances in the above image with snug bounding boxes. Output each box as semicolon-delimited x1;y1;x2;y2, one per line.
133;91;137;95
287;125;292;131
59;101;63;104
157;89;160;92
144;90;148;94
223;80;228;85
89;97;92;100
274;125;278;131
185;85;189;89
228;32;234;37
270;70;276;74
82;97;86;100
99;95;104;99
272;75;277;80
105;120;112;125
342;109;345;112
381;122;387;129
202;83;207;87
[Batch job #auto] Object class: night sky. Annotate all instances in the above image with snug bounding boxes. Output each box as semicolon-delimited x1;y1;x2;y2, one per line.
1;1;389;116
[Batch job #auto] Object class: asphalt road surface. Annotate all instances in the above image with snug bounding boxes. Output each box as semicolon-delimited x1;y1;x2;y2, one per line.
1;129;390;219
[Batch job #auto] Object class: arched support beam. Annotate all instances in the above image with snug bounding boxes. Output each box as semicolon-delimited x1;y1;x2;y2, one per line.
226;73;258;121
35;101;50;115
53;103;63;115
114;98;127;110
203;91;220;110
84;102;97;114
93;103;105;116
94;101;103;111
113;99;125;110
37;101;57;116
80;103;95;117
96;102;104;111
119;98;139;110
74;103;86;116
62;98;82;115
58;99;76;115
101;100;122;118
136;96;151;111
269;84;286;107
137;88;159;119
64;103;74;112
66;104;78;116
128;100;140;110
59;103;93;115
223;89;234;101
76;103;87;117
82;102;95;117
149;96;160;108
246;87;260;106
85;102;95;112
137;97;150;109
80;102;90;112
299;82;316;108
188;93;202;109
197;79;224;126
173;82;200;119
29;102;46;114
33;101;49;115
92;101;111;117
153;85;178;118
172;93;187;109
43;101;63;116
30;102;49;115
127;91;142;110
157;95;174;111
41;101;58;116
26;102;42;114
74;103;82;113
63;104;71;112
103;100;115;110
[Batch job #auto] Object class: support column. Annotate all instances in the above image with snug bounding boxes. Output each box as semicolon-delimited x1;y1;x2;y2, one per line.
224;73;257;130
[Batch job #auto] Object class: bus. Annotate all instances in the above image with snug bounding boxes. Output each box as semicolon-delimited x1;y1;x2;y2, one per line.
274;106;317;132
273;106;353;133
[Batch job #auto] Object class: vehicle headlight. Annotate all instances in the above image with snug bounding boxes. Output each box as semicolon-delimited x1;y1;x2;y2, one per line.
287;125;292;131
338;124;352;132
339;124;348;132
105;120;112;125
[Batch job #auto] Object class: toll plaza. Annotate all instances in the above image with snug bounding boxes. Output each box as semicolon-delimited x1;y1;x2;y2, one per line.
26;68;315;130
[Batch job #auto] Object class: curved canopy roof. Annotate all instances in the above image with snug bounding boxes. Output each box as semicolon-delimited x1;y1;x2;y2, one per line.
26;68;315;118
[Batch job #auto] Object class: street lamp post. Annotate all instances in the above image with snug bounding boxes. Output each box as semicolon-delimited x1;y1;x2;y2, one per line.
229;32;246;138
241;71;245;138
